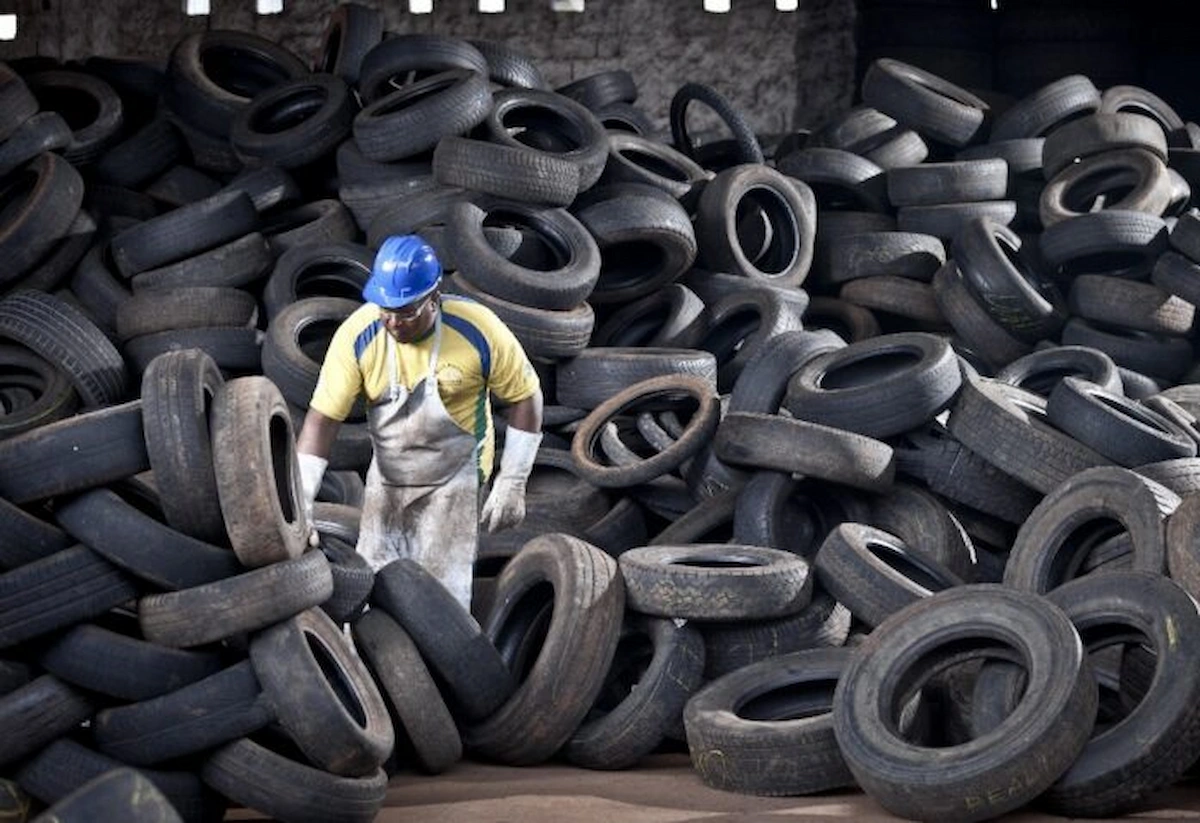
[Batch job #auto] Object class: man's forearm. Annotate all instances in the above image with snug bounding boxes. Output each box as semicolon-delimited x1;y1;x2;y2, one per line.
296;408;343;459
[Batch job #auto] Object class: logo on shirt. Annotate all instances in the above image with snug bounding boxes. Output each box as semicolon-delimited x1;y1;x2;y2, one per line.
436;363;466;393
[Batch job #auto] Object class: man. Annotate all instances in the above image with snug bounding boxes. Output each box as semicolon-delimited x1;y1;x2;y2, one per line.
296;234;543;611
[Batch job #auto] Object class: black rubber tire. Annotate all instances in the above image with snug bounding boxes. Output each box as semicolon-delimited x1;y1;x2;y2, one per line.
860;57;990;147
832;585;1097;823
139;348;227;544
563;614;704;770
989;73;1101;141
262;199;357;257
0;343;77;440
1040;149;1172;228
220;164;303;214
0;112;72;179
94;115;184;190
55;487;241;590
1034;571;1200;817
356;33;487;103
1042;112;1169;180
783;332;960;440
442;274;594;360
1047;375;1197;467
557;69;637;111
200;738;387;823
557;348;716;411
115;286;257;342
352;68;491;163
0;675;94;771
0;152;86;286
1060;317;1193;383
249;607;392;777
953;216;1067;343
946;374;1113;494
826;231;945;284
572;183;697;305
694;163;816;289
814;522;964;628
17;738;221;823
0;545;139;650
887;158;1008;207
263;241;372;321
92;660;274;766
685;647;856;796
39;622;223;702
163;30;309;139
774;147;889;213
464;534;623;766
261;296;362;416
28;768;181;823
0;494;72;571
728;329;845;416
25;70;124;167
590;283;705;349
0;62;38;142
1038;209;1170;279
370;558;515;724
138;549;333;649
1003;465;1176;593
143;165;221;211
601;132;711;201
993;344;1122;398
129;232;273;293
0;400;147;505
1069;274;1195;336
230;73;357;169
211;376;308;568
433;135;579;206
109;190;259;277
468;38;547;90
123;326;263;378
696;287;808;393
839;275;946;328
570;374;720;489
350;608;462;775
669;81;763;167
715;412;895;493
618;544;812;621
897;200;1018;241
446;199;600;310
315;3;384;86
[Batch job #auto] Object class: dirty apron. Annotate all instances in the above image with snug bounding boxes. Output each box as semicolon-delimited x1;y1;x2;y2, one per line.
356;314;481;610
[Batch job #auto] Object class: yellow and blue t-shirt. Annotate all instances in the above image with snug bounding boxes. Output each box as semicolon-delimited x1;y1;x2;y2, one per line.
309;295;540;480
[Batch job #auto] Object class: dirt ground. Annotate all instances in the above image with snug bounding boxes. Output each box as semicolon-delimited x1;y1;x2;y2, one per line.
223;752;1200;822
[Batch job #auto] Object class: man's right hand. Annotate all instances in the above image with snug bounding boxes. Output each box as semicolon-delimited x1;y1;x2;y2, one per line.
297;452;328;548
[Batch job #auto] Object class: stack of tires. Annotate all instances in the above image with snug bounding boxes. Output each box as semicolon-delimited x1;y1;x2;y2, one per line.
5;3;1200;820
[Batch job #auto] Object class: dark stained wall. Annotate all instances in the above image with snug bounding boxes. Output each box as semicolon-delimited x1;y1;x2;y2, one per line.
1;0;860;136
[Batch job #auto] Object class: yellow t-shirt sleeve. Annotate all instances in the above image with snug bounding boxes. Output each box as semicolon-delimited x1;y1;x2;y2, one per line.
484;311;540;404
309;318;365;421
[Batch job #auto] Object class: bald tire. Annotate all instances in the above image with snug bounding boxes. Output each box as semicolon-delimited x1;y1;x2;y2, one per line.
201;739;387;823
351;609;462;775
684;648;855;796
465;534;624;766
714;411;895;493
370;558;515;724
17;738;219;823
433;136;579;206
92;661;273;767
618;544;812;621
0;676;94;769
29;769;181;823
563;614;705;770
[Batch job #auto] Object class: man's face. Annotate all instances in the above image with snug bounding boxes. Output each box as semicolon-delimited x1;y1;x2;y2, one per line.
380;289;438;343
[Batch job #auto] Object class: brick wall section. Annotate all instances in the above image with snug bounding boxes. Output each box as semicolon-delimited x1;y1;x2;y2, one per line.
0;0;859;137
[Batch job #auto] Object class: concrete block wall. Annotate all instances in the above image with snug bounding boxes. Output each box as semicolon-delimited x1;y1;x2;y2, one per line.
0;0;859;138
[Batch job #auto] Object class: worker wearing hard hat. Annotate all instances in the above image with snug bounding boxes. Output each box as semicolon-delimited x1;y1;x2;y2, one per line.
295;234;543;610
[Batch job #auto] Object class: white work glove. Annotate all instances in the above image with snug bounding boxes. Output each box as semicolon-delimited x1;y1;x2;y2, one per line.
298;452;328;548
480;427;542;534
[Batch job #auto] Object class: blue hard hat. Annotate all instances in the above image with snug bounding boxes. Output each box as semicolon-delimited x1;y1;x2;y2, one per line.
362;234;442;309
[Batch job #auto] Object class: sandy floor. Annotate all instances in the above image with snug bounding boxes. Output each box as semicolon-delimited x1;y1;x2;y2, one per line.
223;752;1200;822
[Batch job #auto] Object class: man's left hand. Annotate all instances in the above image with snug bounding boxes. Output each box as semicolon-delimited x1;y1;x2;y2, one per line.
480;476;527;533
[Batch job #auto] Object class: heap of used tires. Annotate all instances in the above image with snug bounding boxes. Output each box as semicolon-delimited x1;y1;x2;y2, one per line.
4;4;1200;821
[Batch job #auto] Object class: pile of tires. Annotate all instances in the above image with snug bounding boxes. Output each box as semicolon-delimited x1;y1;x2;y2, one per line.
4;3;1200;820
